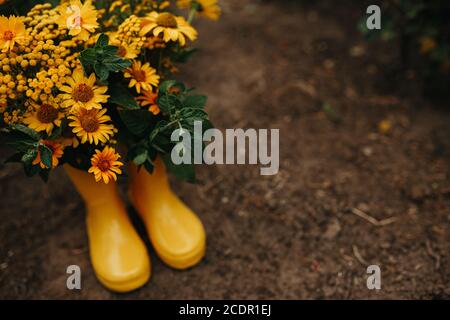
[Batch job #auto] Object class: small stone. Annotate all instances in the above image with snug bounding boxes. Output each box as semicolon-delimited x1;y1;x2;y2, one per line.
323;218;341;240
362;146;373;157
350;45;366;57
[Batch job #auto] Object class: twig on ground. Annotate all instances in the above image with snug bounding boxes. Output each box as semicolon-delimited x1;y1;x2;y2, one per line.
352;245;368;266
202;176;224;192
351;208;397;226
425;240;441;270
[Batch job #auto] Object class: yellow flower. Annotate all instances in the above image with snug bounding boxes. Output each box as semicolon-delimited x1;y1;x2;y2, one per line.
136;90;160;115
124;60;159;94
68;107;114;145
23;101;65;135
0;16;27;52
56;0;99;41
32;140;64;169
59;69;109;111
177;0;221;20
140;11;197;46
88;146;123;183
109;33;140;59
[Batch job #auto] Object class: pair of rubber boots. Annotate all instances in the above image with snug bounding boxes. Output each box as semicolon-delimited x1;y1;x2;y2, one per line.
64;158;205;292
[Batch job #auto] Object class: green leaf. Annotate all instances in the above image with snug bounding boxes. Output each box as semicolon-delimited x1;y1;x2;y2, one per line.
119;109;153;136
96;33;110;47
157;94;182;113
78;33;131;81
108;84;140;109
94;62;110;81
184;95;207;109
170;47;198;63
23;161;40;177
39;144;53;168
133;150;148;166
159;80;185;94
21;148;38;165
143;159;154;173
10;124;40;140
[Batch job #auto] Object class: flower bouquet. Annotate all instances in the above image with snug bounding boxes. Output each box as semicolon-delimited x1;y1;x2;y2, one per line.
0;0;220;292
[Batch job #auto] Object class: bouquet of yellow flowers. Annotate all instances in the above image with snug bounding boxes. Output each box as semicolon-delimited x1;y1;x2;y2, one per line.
0;0;220;183
0;0;221;293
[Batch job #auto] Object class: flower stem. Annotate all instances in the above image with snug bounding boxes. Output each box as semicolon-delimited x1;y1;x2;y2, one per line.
188;2;200;23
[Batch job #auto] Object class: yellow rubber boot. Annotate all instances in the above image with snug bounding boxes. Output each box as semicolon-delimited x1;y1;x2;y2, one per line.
128;158;206;270
64;165;150;292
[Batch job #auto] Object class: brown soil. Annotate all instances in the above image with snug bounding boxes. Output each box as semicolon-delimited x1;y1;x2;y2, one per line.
0;0;449;299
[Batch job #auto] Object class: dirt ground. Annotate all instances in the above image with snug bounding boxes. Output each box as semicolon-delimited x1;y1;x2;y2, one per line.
0;0;449;299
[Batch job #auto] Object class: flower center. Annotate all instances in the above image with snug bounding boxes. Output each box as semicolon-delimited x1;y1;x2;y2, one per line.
117;46;127;57
73;84;94;103
97;159;111;172
3;30;15;41
37;104;59;123
156;13;178;28
79;111;99;133
133;70;147;82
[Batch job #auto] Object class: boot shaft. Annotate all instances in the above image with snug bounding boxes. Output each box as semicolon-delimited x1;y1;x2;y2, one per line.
64;165;121;208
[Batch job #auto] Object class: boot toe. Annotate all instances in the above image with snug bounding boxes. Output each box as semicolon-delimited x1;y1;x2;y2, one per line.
92;251;151;292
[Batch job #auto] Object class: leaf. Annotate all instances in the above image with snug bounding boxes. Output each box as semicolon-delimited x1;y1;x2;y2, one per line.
184;95;207;109
94;62;110;81
96;33;110;48
80;48;96;64
158;80;185;94
39;144;53;168
157;94;182;113
143;159;154;174
133;150;148;166
119;109;153;136
78;33;131;81
108;84;140;109
23;161;40;177
170;47;198;63
10;124;40;140
21;148;38;165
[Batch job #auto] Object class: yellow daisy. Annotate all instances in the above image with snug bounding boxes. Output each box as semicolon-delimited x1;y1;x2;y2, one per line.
88;146;123;183
56;0;99;41
23;101;64;135
124;60;159;94
0;15;27;52
136;90;160;115
109;33;140;59
32;140;64;169
115;42;139;59
59;69;109;111
68;107;114;145
140;11;197;46
177;0;221;20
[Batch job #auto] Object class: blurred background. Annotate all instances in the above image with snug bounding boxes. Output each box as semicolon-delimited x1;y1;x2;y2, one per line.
0;0;449;299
